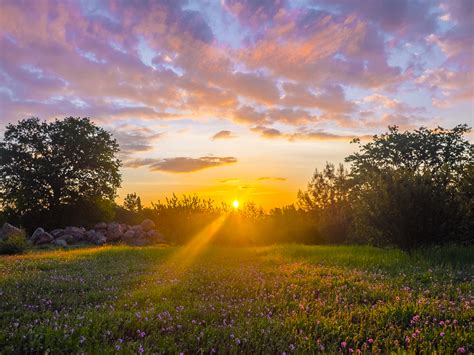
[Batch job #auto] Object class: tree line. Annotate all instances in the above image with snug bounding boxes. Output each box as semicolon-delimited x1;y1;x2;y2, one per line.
0;117;472;250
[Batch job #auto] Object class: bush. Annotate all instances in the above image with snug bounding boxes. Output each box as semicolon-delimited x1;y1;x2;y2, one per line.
351;170;467;250
0;231;28;255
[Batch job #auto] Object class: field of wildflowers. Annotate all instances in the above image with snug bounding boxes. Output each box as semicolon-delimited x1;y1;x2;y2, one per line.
0;245;472;353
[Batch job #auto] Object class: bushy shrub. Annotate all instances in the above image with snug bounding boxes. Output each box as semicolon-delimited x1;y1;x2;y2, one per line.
0;230;28;255
351;170;467;250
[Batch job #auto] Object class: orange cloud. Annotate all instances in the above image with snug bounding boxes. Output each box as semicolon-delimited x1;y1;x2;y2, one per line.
124;156;238;173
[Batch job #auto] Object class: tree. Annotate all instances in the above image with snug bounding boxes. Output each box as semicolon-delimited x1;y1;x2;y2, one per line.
346;125;473;250
124;193;143;212
297;162;352;243
0;117;122;228
346;124;473;184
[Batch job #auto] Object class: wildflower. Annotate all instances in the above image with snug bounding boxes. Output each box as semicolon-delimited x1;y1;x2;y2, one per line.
116;345;121;350
457;347;465;353
440;332;445;337
368;338;374;344
341;341;347;348
349;348;354;353
138;344;144;354
79;336;86;344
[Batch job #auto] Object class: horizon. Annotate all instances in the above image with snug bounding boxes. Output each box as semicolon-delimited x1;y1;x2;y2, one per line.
1;0;473;208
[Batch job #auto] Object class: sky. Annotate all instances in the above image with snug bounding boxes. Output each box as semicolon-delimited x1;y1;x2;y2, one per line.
0;0;473;208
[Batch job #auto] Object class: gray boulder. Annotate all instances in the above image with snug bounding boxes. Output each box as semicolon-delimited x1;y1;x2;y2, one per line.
94;222;107;230
106;223;123;242
141;219;156;232
30;227;45;243
50;229;65;238
85;230;106;245
56;234;74;244
1;223;23;239
123;230;135;240
51;239;67;247
35;232;54;245
146;230;166;242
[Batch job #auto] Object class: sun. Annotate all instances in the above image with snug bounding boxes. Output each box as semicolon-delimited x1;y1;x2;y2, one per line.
232;200;239;209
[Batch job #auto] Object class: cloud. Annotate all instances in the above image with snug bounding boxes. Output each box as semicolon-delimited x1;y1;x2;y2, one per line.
257;177;287;181
211;130;237;140
0;0;470;136
110;125;163;157
250;125;364;141
124;156;238;173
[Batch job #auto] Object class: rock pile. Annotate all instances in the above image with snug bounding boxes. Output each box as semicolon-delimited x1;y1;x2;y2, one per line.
27;219;166;247
0;223;24;240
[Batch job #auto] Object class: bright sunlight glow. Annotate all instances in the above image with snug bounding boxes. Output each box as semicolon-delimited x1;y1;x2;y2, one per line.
233;200;239;209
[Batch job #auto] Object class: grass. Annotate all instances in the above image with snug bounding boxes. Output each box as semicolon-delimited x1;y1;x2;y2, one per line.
0;244;472;353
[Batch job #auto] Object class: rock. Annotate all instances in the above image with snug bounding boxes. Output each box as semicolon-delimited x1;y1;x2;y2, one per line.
35;232;54;245
106;223;123;242
65;226;85;234
56;234;74;244
123;230;135;240
94;222;107;230
51;239;67;247
85;230;106;245
30;227;45;243
131;224;143;232
1;223;23;239
141;219;156;232
64;227;86;242
146;230;166;244
50;229;65;238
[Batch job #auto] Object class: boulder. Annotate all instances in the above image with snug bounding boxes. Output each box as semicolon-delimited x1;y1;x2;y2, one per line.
30;227;45;243
141;219;156;232
64;227;86;242
1;223;23;239
35;232;54;245
123;230;135;240
50;229;65;238
94;222;107;230
56;234;74;244
146;230;166;243
106;223;123;242
65;226;85;234
85;230;106;245
131;225;143;232
51;239;67;247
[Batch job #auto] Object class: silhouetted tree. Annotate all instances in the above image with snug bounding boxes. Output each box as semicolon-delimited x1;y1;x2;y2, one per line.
346;125;473;250
297;162;351;243
124;193;143;212
0;117;121;229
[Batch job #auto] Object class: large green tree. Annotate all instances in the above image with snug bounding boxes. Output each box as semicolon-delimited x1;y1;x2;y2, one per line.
346;124;473;250
0;117;122;226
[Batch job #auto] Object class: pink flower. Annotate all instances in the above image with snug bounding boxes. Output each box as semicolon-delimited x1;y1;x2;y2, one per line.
341;341;347;348
440;332;445;337
368;338;374;344
349;348;354;353
457;347;465;353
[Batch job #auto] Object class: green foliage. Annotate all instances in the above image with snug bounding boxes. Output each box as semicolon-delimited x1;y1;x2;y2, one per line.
0;229;28;255
297;162;352;243
0;245;472;352
0;117;121;229
346;125;473;250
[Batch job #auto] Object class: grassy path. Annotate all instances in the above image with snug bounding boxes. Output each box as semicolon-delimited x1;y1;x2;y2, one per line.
0;245;472;353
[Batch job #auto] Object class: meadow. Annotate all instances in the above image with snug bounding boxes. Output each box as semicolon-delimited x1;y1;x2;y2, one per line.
0;245;472;354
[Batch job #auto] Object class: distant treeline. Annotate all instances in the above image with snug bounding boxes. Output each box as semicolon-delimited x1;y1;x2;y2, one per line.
0;118;472;251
